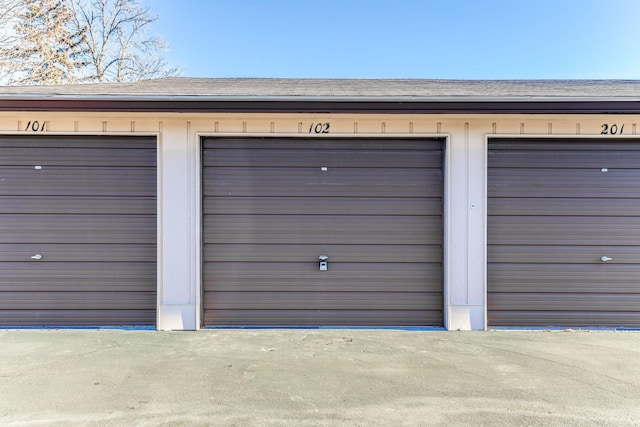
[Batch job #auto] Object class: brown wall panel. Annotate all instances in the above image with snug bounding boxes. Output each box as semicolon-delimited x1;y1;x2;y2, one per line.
202;137;444;327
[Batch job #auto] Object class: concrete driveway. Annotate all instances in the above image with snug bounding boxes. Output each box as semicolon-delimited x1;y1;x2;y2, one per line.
0;329;638;426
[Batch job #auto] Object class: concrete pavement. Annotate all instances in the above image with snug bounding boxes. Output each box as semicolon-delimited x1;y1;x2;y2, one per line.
0;329;639;426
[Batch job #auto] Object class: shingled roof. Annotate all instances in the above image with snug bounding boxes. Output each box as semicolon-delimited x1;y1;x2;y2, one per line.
1;77;640;113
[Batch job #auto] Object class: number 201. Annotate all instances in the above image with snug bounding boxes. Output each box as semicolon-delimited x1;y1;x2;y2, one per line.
601;124;624;135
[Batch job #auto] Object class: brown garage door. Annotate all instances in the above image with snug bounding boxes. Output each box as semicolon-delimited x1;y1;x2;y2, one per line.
0;135;157;327
488;138;640;328
202;137;443;327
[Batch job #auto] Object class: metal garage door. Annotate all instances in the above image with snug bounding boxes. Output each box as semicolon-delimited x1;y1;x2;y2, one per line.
488;138;640;328
0;135;157;327
202;138;444;327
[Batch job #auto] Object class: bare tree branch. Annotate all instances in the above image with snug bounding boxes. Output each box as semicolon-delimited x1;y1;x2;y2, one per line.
0;0;179;85
0;0;25;82
0;0;85;85
68;0;180;82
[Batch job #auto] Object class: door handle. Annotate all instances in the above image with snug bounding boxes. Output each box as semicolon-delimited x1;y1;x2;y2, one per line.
600;256;612;262
30;254;42;260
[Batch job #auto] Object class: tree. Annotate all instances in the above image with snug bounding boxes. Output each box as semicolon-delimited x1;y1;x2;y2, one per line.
0;0;179;85
0;0;84;85
0;0;22;82
0;0;22;48
68;0;179;82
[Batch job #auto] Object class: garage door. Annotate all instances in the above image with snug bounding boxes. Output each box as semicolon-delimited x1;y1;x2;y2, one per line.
0;135;157;327
202;138;444;327
488;138;640;328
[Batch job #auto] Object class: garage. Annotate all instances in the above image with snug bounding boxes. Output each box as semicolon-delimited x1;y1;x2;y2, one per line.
202;137;444;327
487;138;640;328
0;135;157;327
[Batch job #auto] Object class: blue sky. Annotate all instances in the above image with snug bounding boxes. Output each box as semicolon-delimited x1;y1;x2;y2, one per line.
145;0;640;79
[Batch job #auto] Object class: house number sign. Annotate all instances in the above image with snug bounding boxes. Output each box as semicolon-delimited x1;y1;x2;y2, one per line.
601;124;624;135
308;122;330;134
24;120;46;132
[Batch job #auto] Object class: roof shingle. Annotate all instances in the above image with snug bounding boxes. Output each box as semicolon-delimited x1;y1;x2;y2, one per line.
1;77;640;100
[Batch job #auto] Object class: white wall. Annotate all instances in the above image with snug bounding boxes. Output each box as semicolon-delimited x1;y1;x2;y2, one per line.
0;112;636;330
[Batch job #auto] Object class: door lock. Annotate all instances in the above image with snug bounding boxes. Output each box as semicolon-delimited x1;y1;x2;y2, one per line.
318;255;328;271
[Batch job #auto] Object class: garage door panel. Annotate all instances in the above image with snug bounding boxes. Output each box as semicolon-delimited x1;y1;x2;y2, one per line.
0;135;156;150
489;293;640;311
203;137;444;327
205;262;442;293
204;148;442;168
488;216;640;245
204;196;442;216
0;135;157;327
491;187;640;198
204;310;442;327
489;264;640;292
488;198;640;216
489;246;640;264
488;138;640;328
0;147;156;167
489;311;640;328
204;168;442;198
205;139;444;151
205;215;441;245
0;168;156;196
488;141;640;151
0;261;155;280
488;150;640;168
0;292;156;310
0;215;156;244
0;244;156;262
0;310;155;327
204;244;441;263
489;169;640;198
0;261;157;300
0;196;156;215
206;292;442;311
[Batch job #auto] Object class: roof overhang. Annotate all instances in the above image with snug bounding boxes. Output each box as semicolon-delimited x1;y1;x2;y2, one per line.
1;96;640;114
